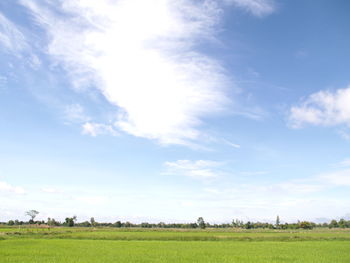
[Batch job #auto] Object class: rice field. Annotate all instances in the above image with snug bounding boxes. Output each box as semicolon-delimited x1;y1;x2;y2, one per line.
1;227;350;262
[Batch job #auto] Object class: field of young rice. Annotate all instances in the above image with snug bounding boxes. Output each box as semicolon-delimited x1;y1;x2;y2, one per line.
1;228;350;262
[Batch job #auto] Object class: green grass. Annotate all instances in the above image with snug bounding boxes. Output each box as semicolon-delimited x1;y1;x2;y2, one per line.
2;227;350;241
1;227;350;262
1;239;350;262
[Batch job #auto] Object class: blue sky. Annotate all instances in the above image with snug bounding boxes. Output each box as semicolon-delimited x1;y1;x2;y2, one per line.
1;0;350;223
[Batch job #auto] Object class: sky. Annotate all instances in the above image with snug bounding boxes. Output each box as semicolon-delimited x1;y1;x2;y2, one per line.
1;0;350;224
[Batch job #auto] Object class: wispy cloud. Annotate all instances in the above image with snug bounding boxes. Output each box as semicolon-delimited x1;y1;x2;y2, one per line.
225;0;276;17
336;158;350;168
164;159;222;179
41;187;62;194
0;12;27;52
289;86;350;128
0;75;7;90
19;0;275;146
82;122;118;137
337;129;350;141
320;169;350;187
240;171;269;176
64;104;90;123
20;0;229;146
223;139;241;148
76;195;109;205
0;181;25;195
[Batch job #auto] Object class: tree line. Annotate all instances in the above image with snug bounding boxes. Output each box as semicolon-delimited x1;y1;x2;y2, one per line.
3;211;350;230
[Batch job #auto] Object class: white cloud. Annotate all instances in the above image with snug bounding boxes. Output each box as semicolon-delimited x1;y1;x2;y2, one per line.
272;182;324;194
164;159;221;179
20;0;275;146
337;158;350;168
223;139;241;148
338;129;350;141
240;171;269;176
320;169;350;186
225;0;276;16
41;187;61;194
28;54;42;70
82;122;118;137
20;0;229;145
289;87;350;128
203;187;221;194
0;181;25;195
64;104;90;123
0;75;7;89
76;195;109;205
0;12;27;52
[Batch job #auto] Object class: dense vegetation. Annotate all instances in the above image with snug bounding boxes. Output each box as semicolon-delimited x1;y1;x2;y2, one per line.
4;210;350;230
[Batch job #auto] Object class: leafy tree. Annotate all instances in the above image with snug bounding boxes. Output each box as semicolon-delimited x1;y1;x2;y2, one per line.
157;222;166;228
80;221;91;227
276;215;280;228
338;218;347;228
7;220;14;226
90;217;96;227
25;210;39;223
114;221;122;228
329;219;339;228
47;218;60;226
64;216;77;227
197;217;206;229
141;222;151;228
244;221;253;229
299;221;313;229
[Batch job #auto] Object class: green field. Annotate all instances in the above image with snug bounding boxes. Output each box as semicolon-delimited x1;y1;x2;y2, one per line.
1;227;350;262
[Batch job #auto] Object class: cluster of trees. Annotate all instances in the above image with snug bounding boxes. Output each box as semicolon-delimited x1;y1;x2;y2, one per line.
4;211;350;230
232;220;315;230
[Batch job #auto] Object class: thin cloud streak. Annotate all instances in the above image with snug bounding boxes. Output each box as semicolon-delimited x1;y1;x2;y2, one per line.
82;122;119;137
225;0;276;17
164;159;222;179
0;12;27;52
0;181;26;195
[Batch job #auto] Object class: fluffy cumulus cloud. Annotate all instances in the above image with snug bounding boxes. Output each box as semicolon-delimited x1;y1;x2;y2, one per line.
289;87;350;128
164;159;221;178
19;0;274;146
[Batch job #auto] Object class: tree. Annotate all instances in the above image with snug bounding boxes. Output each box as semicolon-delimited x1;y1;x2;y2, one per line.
114;221;122;228
276;215;280;228
329;219;339;228
338;218;347;228
25;210;39;223
197;217;206;229
47;217;60;226
65;216;77;227
244;221;253;229
90;217;96;227
299;221;313;229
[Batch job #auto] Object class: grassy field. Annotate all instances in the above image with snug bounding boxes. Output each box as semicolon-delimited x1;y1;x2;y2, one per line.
1;227;350;262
